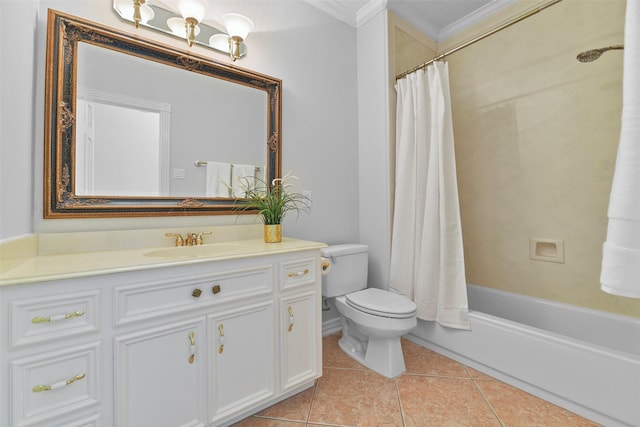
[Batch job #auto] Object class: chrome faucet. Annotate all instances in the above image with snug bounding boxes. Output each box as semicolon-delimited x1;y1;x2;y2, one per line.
166;231;212;246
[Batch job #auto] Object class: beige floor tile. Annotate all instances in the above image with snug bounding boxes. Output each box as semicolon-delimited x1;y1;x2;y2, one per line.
255;386;315;422
475;379;601;427
401;339;471;378
322;334;368;371
234;333;601;427
309;367;403;426
397;375;501;427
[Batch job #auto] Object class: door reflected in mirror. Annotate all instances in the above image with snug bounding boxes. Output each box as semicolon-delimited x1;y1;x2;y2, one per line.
75;42;267;199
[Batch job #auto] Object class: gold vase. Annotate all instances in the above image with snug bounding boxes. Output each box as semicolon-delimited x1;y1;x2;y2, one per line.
264;224;282;243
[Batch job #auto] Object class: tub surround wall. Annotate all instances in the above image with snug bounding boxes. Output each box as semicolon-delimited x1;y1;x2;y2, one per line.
446;0;639;317
389;0;640;318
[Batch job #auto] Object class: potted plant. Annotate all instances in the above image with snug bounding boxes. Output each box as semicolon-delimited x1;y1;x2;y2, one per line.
236;173;311;243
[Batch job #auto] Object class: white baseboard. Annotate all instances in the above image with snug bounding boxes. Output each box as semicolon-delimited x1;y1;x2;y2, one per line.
322;318;341;336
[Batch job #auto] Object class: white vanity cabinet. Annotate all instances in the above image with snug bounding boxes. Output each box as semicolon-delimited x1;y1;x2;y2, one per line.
279;257;322;392
0;280;104;427
114;318;208;427
208;301;275;424
1;242;323;427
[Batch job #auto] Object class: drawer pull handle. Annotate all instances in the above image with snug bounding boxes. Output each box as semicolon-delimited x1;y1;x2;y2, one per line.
188;331;196;364
212;285;221;294
288;306;294;332
31;310;85;324
218;324;225;354
192;288;202;298
288;269;309;278
32;373;86;393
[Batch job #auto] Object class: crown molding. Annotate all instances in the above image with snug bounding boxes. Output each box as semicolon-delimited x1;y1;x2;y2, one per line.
438;0;516;41
386;5;440;40
355;0;387;28
305;0;516;39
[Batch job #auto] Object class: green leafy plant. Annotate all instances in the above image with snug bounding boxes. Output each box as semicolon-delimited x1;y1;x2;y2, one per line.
235;173;311;225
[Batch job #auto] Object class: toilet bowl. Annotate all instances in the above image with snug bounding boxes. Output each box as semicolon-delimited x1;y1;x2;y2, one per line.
321;244;417;378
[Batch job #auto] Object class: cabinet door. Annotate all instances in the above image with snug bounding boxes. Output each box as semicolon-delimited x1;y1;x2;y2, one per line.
280;291;321;392
209;301;275;424
114;318;206;427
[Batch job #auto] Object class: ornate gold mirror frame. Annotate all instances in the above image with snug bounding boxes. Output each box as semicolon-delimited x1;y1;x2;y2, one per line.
44;9;281;218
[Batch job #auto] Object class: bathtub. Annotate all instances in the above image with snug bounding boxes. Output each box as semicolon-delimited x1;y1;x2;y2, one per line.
407;284;640;427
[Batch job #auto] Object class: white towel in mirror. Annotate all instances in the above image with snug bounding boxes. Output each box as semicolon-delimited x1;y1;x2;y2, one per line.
231;164;257;197
205;162;232;197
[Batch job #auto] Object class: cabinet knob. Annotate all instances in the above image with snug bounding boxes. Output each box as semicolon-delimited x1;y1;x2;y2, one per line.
212;284;221;294
192;288;202;298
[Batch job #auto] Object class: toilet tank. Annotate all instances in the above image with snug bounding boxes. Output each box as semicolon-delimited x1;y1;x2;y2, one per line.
321;244;368;298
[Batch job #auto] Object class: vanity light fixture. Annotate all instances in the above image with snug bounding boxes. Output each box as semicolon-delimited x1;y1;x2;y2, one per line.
114;0;253;60
167;16;200;40
177;0;207;47
220;13;254;61
115;0;154;28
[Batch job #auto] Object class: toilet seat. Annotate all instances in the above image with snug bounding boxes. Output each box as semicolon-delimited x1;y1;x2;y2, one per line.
345;288;417;319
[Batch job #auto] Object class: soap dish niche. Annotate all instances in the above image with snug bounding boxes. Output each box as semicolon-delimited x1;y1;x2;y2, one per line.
530;238;564;263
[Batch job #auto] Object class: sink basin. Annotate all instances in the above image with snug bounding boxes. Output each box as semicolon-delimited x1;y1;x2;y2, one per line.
144;244;239;258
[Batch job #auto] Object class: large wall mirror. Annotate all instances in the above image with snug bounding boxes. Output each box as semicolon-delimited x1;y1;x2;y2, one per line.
44;9;281;218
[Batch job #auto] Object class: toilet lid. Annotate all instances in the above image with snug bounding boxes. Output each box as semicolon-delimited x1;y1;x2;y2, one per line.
345;288;417;319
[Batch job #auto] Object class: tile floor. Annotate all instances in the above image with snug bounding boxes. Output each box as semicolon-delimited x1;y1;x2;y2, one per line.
233;333;599;427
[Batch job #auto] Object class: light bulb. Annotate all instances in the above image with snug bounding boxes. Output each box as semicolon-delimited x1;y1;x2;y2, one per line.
177;0;207;22
221;13;254;41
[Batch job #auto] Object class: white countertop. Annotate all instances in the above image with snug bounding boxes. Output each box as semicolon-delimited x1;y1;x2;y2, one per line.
0;234;326;287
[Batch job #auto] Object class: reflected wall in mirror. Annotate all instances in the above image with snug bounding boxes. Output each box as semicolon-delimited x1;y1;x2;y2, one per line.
44;9;281;218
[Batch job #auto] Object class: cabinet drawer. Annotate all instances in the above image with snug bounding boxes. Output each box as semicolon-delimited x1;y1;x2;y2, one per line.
281;257;317;290
10;290;101;349
10;342;101;427
114;265;273;325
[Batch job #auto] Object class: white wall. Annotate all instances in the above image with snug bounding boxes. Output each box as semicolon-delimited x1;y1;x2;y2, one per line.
0;0;360;245
357;10;392;290
0;1;38;240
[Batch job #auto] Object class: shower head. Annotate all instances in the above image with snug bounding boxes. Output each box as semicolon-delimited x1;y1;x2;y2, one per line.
576;45;624;62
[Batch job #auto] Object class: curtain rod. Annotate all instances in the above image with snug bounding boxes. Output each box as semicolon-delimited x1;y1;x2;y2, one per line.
395;0;564;80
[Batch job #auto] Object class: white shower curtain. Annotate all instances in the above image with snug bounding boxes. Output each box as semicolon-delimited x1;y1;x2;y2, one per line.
390;62;470;330
601;0;640;298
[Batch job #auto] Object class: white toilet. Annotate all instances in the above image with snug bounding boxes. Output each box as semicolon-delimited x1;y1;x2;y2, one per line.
321;244;417;378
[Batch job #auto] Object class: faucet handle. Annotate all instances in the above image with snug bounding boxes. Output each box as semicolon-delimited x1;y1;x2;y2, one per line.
166;233;184;246
196;231;212;245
